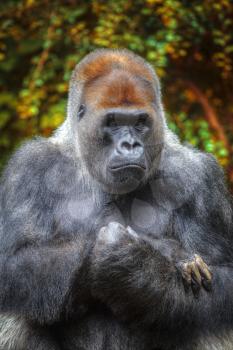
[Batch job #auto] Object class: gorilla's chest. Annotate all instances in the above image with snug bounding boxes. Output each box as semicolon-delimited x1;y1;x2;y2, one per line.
57;183;173;239
64;189;172;239
110;191;173;238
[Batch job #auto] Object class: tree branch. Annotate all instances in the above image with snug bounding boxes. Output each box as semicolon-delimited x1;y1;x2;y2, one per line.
183;81;230;150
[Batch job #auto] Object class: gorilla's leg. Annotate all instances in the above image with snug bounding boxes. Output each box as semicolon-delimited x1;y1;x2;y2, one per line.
196;332;233;350
0;315;60;350
180;330;233;350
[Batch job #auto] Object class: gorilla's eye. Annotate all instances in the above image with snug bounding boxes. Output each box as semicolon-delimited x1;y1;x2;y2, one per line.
106;113;118;128
77;104;86;121
135;114;148;130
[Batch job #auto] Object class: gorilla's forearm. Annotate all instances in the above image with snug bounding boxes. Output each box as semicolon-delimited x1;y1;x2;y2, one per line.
0;241;89;325
91;230;233;328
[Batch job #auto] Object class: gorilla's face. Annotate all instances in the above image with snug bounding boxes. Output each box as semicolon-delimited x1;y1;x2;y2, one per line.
77;70;164;194
97;110;152;193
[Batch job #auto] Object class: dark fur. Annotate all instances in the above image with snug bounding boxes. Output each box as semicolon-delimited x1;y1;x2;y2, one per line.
0;49;232;350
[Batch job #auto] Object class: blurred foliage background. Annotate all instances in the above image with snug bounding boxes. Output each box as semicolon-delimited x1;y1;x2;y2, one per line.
0;0;233;190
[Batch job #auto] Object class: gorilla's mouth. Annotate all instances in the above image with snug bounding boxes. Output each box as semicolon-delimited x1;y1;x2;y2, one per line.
109;163;146;172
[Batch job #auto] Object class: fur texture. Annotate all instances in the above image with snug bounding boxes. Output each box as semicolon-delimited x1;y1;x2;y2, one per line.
0;49;232;349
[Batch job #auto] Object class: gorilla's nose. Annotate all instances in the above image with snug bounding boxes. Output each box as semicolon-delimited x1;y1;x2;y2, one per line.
118;138;144;158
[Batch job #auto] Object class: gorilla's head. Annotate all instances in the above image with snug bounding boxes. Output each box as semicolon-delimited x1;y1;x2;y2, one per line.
66;49;166;194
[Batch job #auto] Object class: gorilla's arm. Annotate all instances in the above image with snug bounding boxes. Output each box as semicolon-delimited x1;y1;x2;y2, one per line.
91;153;233;330
0;140;91;325
0;241;89;324
91;223;233;328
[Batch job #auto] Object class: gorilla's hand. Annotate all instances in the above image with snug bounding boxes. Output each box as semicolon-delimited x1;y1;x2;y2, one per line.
90;222;175;323
90;222;213;323
176;254;212;297
93;222;139;253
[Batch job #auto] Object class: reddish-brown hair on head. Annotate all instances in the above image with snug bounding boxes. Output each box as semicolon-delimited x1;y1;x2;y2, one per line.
84;69;156;109
75;49;155;85
72;49;158;110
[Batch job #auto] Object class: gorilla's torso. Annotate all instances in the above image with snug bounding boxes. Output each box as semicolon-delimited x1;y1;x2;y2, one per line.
59;192;172;349
44;147;186;350
1;139;214;350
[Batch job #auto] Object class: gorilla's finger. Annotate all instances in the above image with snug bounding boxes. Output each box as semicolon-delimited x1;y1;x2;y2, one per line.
126;226;139;238
194;254;212;292
191;261;202;287
195;255;212;280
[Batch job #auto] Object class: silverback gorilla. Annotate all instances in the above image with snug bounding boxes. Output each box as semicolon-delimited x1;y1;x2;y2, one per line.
0;49;233;350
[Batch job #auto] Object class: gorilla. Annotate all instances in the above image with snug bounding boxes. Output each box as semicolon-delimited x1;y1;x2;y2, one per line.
0;49;232;350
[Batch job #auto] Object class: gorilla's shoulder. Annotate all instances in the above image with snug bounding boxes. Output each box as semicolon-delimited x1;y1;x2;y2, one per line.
160;141;226;192
1;137;77;196
1;138;57;182
7;137;61;167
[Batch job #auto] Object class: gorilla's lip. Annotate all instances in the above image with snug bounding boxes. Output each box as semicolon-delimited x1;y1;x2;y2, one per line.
109;163;146;172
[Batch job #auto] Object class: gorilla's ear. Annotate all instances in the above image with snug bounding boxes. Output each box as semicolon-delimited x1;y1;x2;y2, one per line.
77;104;86;121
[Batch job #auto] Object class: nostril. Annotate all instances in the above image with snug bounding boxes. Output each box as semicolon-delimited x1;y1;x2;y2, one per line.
133;141;142;149
121;141;132;151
